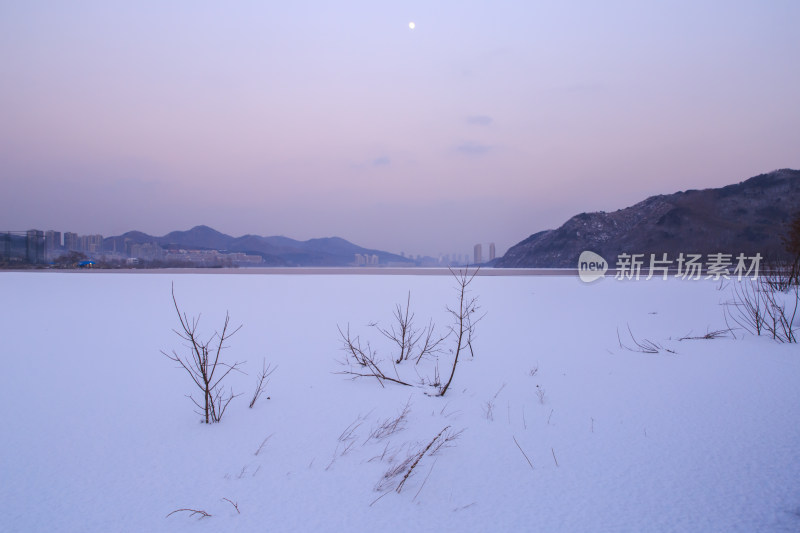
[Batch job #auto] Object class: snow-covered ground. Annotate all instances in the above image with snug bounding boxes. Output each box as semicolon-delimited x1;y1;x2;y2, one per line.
1;271;799;532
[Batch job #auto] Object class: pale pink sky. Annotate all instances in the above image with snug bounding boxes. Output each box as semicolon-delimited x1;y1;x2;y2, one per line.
2;1;799;257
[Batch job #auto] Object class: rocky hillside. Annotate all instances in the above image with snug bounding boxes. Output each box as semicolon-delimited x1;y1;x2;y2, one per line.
496;169;800;268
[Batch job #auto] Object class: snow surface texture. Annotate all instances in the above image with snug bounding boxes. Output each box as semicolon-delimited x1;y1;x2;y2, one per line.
1;272;799;532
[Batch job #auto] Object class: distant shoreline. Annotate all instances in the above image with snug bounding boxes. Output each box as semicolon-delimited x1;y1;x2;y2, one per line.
0;267;579;276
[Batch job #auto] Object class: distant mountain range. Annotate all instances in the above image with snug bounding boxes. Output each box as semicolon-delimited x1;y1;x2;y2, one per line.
104;226;412;267
496;169;800;268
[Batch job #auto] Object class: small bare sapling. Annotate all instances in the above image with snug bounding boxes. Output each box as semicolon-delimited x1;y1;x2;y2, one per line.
438;267;484;396
249;359;277;408
162;283;244;423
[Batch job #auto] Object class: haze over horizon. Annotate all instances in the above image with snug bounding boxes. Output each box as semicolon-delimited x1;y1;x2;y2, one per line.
2;2;799;257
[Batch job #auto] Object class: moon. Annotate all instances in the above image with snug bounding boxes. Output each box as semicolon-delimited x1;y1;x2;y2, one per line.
408;21;415;30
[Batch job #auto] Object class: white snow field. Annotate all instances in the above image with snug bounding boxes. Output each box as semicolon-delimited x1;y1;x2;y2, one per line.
1;271;799;532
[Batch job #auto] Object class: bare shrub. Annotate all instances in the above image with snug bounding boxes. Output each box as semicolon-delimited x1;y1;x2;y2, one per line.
162;284;244;423
761;260;796;292
725;279;765;336
761;282;798;343
783;211;800;286
725;277;798;343
337;267;483;396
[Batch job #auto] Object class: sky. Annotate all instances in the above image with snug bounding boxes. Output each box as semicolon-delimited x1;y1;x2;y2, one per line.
1;1;799;258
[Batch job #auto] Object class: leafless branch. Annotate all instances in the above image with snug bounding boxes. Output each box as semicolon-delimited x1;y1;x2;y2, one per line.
336;324;413;387
414;319;449;364
724;280;765;337
724;277;798;343
413;458;438;502
366;398;411;443
512;435;534;470
396;426;451;493
617;324;675;354
254;433;274;456
221;498;240;514
249;359;277;408
166;508;212;519
761;280;798;343
483;400;494;421
429;427;463;456
375;292;421;364
678;328;730;341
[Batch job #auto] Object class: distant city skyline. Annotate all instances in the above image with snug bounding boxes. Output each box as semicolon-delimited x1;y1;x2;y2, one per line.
7;224;482;262
2;2;799;257
4;225;479;268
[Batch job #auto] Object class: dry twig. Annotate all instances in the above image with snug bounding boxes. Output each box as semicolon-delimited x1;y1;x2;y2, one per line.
396;426;451;492
221;498;240;514
512;436;534;470
617;324;676;354
166;508;212;519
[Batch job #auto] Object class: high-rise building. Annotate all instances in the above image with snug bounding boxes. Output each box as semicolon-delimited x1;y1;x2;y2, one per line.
64;232;79;251
474;243;482;264
489;242;496;261
80;234;104;253
26;229;45;264
44;230;62;260
45;230;62;250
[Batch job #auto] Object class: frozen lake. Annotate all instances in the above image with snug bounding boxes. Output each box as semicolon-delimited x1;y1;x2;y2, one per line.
1;271;798;532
